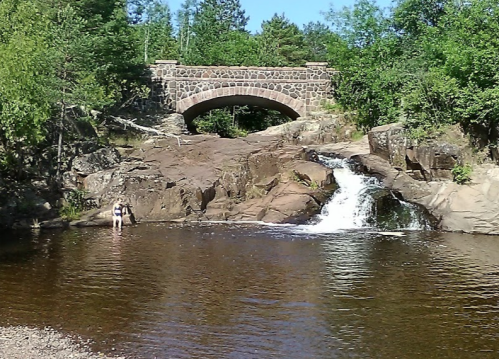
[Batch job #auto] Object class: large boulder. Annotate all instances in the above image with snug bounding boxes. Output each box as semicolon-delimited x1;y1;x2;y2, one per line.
368;123;466;181
259;112;356;145
155;113;188;135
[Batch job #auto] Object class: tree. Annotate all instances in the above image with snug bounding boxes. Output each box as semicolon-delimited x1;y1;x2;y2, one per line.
302;22;333;62
45;5;111;180
402;0;499;140
392;0;449;39
0;0;146;179
183;0;251;65
325;0;404;129
0;0;52;175
135;1;177;63
177;0;198;62
256;14;308;67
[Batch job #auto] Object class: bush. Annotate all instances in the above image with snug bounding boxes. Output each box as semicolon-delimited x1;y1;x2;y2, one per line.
193;109;247;138
451;164;472;185
59;189;89;221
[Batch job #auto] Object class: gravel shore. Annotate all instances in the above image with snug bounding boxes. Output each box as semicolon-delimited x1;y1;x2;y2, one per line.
0;326;126;359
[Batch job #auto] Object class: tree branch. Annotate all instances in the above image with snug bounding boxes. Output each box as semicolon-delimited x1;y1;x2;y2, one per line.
109;116;184;146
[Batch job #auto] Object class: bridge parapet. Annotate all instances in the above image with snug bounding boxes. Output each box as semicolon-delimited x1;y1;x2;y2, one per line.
150;60;336;119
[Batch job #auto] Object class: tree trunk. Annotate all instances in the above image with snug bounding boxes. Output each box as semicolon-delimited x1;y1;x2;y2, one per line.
56;111;64;183
56;86;66;183
144;26;150;63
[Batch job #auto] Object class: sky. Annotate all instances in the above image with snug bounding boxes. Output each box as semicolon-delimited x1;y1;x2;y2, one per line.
167;0;394;33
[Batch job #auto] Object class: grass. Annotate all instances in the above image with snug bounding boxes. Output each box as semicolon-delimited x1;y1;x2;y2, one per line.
351;130;365;141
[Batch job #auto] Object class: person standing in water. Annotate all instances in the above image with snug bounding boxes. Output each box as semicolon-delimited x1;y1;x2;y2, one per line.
112;200;124;229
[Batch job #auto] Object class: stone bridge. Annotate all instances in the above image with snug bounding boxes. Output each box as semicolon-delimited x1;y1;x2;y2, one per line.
150;60;337;122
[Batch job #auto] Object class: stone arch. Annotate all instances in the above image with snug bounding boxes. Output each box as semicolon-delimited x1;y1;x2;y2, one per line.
177;87;306;123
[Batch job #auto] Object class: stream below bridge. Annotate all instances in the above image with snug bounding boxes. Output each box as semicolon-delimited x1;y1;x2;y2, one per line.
1;224;499;358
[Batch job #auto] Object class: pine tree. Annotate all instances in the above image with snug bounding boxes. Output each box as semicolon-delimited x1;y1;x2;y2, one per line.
257;14;308;67
45;5;111;180
177;0;198;63
184;0;251;65
303;22;333;62
135;1;177;63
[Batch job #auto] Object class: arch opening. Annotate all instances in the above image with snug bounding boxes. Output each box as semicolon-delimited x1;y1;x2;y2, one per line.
181;95;302;126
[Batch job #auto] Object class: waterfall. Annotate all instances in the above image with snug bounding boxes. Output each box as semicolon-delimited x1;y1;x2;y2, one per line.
301;156;429;233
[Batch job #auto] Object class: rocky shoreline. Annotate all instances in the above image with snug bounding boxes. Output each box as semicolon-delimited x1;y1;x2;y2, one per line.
0;326;125;359
2;114;499;234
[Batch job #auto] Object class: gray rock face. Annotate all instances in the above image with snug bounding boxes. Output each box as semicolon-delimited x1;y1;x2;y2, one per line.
72;148;121;176
368;123;464;181
259;112;356;145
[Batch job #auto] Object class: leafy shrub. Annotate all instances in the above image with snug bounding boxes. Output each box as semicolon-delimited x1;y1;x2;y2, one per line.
59;189;89;221
451;164;472;185
193;109;247;138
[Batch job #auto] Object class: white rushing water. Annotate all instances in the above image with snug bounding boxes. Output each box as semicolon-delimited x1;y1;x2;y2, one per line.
301;157;429;233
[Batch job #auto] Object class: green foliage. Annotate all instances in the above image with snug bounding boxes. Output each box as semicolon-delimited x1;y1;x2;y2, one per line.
402;70;459;131
351;130;365;141
233;106;291;132
193;109;247;138
326;0;405;130
134;1;178;64
59;189;89;221
0;0;53;150
321;101;344;114
451;164;472;185
182;0;252;66
256;14;308;67
192;105;291;137
0;0;144;180
303;22;333;62
324;0;499;154
309;181;320;190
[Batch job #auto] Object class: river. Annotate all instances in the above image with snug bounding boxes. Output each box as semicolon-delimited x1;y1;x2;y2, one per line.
1;160;499;358
2;224;499;358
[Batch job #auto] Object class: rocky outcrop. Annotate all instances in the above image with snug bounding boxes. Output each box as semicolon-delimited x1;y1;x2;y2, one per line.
259;112;356;145
72;147;121;176
368;123;468;181
311;123;499;235
71;134;335;225
31;117;499;234
154;113;188;135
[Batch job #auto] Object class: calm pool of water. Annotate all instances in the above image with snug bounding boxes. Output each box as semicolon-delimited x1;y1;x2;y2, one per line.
1;224;499;358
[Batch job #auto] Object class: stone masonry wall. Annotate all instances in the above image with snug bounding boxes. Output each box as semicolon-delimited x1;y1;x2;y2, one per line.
150;60;336;116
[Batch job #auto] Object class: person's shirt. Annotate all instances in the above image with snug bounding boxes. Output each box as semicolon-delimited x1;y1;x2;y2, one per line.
113;204;123;216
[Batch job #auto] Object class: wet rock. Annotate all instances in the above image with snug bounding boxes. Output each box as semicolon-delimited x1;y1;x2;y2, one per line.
292;161;335;189
79;134;335;225
40;218;69;229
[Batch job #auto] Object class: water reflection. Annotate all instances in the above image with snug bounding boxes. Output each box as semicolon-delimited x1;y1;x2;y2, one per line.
0;226;498;358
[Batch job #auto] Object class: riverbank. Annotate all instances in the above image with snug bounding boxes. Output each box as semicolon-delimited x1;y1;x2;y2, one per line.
3;115;499;234
0;326;125;359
